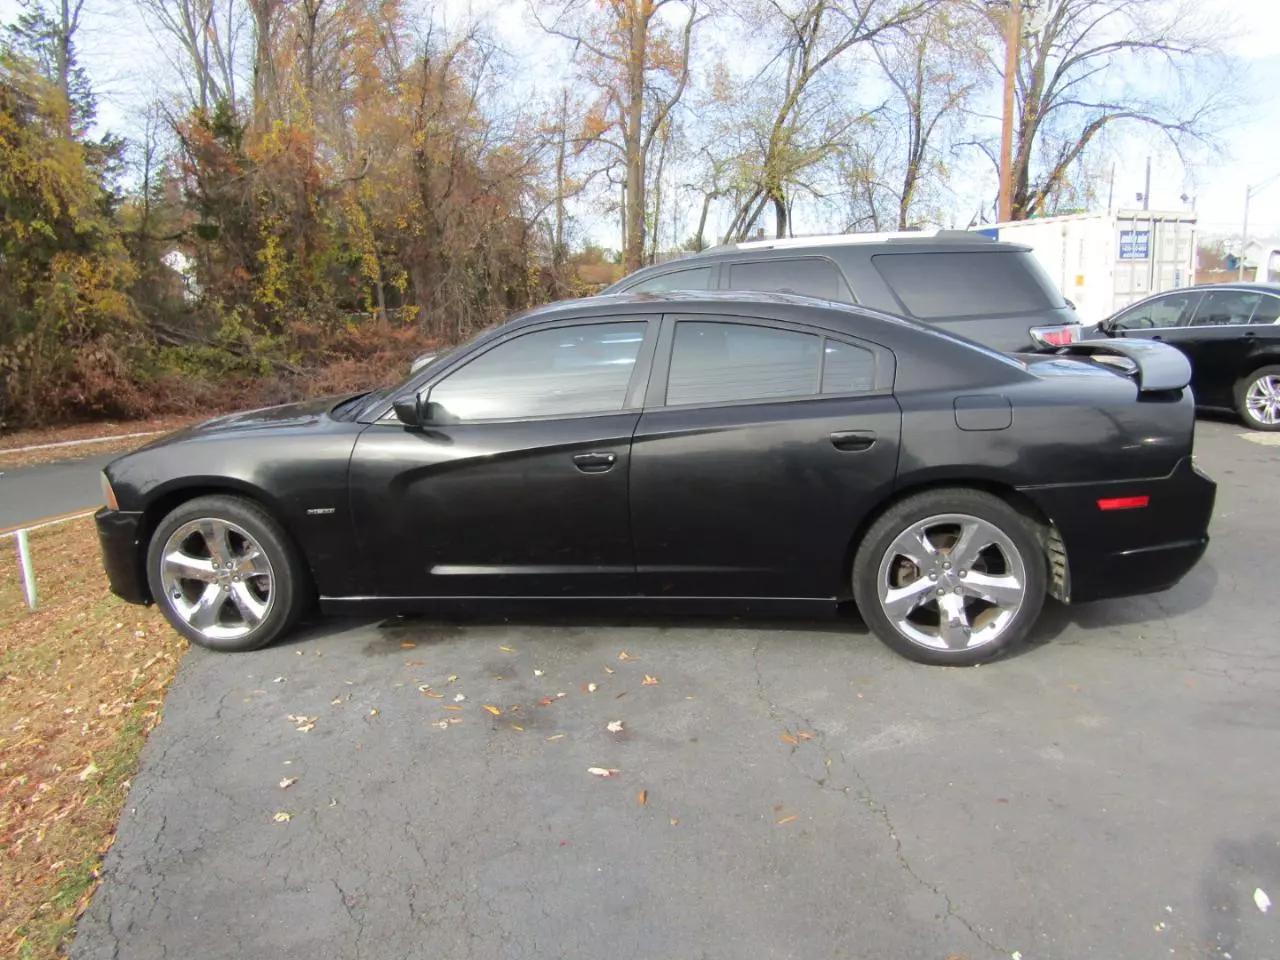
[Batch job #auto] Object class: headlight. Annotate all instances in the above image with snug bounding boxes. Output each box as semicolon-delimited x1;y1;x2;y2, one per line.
100;472;119;510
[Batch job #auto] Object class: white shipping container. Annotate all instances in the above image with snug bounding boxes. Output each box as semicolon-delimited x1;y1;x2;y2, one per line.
975;209;1197;327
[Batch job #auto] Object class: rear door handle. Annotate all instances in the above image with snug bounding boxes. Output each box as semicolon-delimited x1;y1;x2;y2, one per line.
830;430;876;452
1151;335;1164;342
572;451;617;473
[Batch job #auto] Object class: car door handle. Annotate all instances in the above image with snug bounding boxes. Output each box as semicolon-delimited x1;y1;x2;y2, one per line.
572;452;617;473
1151;335;1164;341
830;430;876;452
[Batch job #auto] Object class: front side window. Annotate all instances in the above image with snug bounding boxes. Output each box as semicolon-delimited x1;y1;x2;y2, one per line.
1112;293;1198;331
727;258;852;302
429;321;647;421
666;320;821;406
1193;290;1263;326
627;267;712;294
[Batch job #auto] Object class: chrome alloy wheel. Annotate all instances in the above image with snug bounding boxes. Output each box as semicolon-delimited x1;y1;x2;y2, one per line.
876;513;1027;652
159;518;275;642
1245;374;1280;425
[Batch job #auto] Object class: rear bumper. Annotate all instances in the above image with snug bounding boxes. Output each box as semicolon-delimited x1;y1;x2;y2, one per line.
95;507;151;605
1019;456;1215;603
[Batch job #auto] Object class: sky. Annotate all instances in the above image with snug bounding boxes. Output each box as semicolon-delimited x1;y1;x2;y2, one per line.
4;0;1280;245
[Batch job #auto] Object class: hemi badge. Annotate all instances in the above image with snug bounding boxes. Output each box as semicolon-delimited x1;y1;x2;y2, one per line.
306;507;336;515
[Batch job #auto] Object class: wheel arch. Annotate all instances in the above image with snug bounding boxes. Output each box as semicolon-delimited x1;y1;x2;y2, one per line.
842;476;1069;602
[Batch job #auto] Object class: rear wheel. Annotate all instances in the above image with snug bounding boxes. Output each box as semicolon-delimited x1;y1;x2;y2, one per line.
852;489;1046;666
1235;365;1280;431
146;495;308;652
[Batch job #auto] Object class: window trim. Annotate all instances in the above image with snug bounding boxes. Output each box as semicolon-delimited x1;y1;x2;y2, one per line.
720;255;857;304
372;316;660;426
646;313;893;412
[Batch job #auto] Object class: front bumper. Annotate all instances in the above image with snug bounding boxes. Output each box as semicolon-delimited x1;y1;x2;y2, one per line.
95;507;151;605
1019;456;1215;603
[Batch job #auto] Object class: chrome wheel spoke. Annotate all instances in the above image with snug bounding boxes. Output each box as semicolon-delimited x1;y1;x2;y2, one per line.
237;548;269;576
882;576;935;620
886;526;937;566
229;581;268;626
946;519;990;568
188;583;229;630
961;571;1023;607
164;550;217;582
198;519;233;566
935;593;972;649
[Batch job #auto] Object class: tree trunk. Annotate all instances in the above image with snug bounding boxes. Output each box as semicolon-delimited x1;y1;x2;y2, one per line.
623;0;647;272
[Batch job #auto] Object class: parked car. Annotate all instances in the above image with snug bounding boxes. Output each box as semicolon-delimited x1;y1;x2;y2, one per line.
96;292;1213;666
1089;282;1280;429
602;231;1083;353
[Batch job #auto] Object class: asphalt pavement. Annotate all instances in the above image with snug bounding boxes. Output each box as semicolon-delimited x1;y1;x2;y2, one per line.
69;419;1279;960
0;452;114;529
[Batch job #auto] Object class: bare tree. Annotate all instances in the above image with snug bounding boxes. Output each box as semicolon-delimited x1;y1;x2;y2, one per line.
533;0;703;272
133;0;242;112
983;0;1228;219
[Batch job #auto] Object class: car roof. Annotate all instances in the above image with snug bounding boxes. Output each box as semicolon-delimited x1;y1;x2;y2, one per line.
604;233;1031;293
1185;281;1280;294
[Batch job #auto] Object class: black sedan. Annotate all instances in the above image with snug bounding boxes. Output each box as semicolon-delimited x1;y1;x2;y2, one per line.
96;292;1215;665
1090;282;1280;429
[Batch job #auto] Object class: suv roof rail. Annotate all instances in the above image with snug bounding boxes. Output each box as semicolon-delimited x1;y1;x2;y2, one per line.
709;228;991;252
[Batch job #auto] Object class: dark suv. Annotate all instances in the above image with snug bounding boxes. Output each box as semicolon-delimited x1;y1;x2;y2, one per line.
603;231;1081;353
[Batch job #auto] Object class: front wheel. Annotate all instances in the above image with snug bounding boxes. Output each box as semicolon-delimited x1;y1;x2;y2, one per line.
852;489;1047;666
1235;365;1280;431
146;495;309;652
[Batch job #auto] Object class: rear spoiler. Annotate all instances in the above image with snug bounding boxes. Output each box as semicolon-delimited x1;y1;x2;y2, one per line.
1054;339;1191;392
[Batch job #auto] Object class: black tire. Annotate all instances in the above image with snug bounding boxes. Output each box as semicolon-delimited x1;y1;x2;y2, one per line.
1234;365;1280;431
852;488;1047;666
146;494;309;652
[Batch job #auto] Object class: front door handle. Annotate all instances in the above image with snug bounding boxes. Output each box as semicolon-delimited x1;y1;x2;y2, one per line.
1151;334;1164;341
830;430;876;452
572;451;617;473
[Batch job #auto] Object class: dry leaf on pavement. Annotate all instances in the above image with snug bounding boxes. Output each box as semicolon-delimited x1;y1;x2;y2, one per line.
776;815;798;825
400;641;417;649
780;732;799;746
534;669;545;677
453;693;466;702
586;682;598;693
546;734;565;741
587;767;620;778
273;811;292;822
483;704;502;716
499;645;516;653
279;777;297;789
606;720;625;733
637;790;648;806
603;666;615;674
642;675;659;686
618;650;636;661
538;696;556;706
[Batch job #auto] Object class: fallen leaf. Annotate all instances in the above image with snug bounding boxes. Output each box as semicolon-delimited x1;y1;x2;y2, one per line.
603;665;615;674
534;669;545;677
637;789;648;806
1256;888;1272;913
272;676;285;683
287;715;316;733
588;767;620;778
273;811;292;823
77;763;98;782
369;708;379;717
796;731;815;741
419;686;444;699
330;697;343;706
556;691;567;699
545;734;565;741
279;777;297;789
615;691;627;699
499;645;516;653
432;720;451;730
586;682;598;693
669;817;679;826
400;641;417;649
447;675;459;683
606;720;625;733
443;704;464;712
511;724;525;732
618;650;636;661
642;675;659;686
776;815;798;825
780;732;799;746
483;704;502;716
453;693;466;702
538;696;556;706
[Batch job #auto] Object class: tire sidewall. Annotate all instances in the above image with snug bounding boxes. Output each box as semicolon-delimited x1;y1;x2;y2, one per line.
146;495;302;652
1236;365;1280;431
853;490;1047;666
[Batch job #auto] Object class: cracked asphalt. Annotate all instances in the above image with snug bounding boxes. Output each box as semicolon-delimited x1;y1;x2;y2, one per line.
72;419;1279;960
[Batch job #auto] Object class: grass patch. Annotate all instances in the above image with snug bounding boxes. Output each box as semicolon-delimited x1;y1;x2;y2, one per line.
0;518;184;958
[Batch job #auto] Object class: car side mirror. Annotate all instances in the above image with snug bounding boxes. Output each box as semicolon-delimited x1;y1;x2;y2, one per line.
392;393;423;428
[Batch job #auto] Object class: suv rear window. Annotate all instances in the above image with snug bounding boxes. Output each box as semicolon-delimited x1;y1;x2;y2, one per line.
871;251;1064;318
727;258;851;301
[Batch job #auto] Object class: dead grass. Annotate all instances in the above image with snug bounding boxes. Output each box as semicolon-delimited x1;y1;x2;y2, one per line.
0;518;185;958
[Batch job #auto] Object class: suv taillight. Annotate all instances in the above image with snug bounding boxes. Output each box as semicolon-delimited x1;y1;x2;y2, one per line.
1030;324;1080;349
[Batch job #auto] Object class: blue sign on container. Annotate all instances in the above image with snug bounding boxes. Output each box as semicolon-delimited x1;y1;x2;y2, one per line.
1119;230;1150;260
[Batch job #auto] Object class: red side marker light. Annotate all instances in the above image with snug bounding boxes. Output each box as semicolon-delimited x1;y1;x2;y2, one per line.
1097;495;1149;511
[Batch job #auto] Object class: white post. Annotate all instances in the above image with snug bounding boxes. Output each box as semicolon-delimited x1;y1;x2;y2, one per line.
15;528;37;610
1240;184;1251;282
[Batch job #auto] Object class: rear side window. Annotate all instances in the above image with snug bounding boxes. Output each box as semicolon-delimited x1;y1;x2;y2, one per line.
871;251;1064;318
1193;290;1264;326
821;341;875;393
726;258;851;302
627;266;712;294
1251;294;1280;325
666;321;820;405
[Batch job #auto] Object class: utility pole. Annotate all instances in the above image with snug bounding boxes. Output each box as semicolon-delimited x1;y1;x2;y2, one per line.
1238;172;1280;281
1143;157;1151;211
998;0;1021;222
